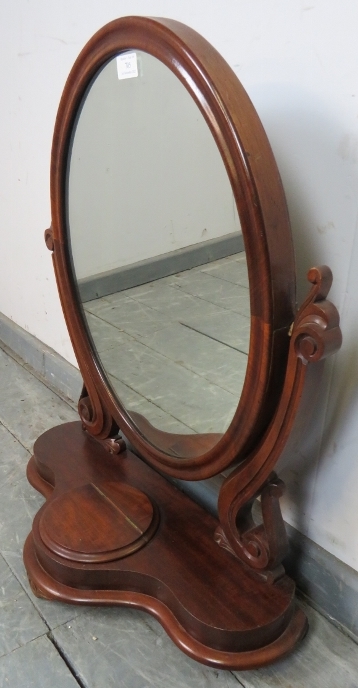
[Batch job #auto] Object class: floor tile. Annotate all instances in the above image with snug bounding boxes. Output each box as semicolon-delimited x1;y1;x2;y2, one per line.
0;422;30;486
100;340;237;433
0;422;29;464
0;412;41;561
202;255;249;288
0;634;79;688
52;607;245;688
2;551;85;631
108;375;195;434
169;270;250;317
235;601;358;688
109;278;205;316
84;312;136;353
139;322;248;396
0;475;44;553
84;295;168;338
0;554;47;657
0;349;77;452
181;307;250;353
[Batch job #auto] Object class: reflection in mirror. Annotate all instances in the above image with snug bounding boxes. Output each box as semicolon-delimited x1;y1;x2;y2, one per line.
68;50;250;442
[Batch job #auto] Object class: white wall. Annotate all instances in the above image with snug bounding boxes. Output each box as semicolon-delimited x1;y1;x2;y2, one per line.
1;1;358;571
69;51;239;279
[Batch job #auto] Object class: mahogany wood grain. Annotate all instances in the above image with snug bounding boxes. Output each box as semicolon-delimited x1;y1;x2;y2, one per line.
24;421;307;669
38;481;159;563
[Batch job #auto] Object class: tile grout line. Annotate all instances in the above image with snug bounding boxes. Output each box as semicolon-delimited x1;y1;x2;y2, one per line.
0;419;32;455
231;674;247;687
47;631;88;688
179;322;248;355
1;549;78;635
108;372;197;433
0;551;52;632
0;550;86;684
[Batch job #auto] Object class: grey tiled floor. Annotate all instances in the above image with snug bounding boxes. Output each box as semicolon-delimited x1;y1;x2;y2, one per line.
83;254;250;436
0;346;358;686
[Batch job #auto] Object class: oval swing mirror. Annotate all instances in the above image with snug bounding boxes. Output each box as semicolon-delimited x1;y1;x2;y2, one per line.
52;17;296;479
69;49;248;442
27;16;342;670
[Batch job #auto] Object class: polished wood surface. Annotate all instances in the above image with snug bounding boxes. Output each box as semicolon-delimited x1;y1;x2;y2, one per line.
25;421;307;669
217;265;342;574
38;481;158;563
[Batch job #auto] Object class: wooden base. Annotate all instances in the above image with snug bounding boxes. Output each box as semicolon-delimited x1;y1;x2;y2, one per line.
24;422;307;670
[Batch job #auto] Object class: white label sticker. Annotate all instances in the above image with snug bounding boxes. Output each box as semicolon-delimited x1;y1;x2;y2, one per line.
116;52;138;80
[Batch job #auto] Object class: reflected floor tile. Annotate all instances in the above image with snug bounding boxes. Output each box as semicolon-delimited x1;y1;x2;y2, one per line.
202;257;249;288
182;308;250;354
85;285;250;351
100;342;237;434
168;270;250;316
52;607;244;688
0;554;47;657
0;635;79;688
83;295;112;313
85;295;168;338
84;312;136;353
140;322;248;396
108;375;195;434
178;253;241;273
109;279;202;316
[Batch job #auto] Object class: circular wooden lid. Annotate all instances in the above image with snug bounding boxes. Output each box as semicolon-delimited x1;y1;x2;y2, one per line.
39;481;159;563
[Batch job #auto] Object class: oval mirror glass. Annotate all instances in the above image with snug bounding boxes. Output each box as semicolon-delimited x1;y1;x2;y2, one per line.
67;50;249;448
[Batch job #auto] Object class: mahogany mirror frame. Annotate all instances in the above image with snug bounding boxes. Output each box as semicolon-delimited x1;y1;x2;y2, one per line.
47;15;297;480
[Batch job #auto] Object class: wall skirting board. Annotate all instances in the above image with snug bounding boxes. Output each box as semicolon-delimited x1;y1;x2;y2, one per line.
78;232;245;302
0;309;357;644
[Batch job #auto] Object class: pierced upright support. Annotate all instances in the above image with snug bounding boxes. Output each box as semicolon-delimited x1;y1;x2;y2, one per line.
216;266;342;578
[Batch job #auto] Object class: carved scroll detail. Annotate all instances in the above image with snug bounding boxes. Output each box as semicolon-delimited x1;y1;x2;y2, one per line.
78;388;123;450
217;266;342;577
291;265;341;365
78;383;113;437
215;473;287;582
80;393;126;454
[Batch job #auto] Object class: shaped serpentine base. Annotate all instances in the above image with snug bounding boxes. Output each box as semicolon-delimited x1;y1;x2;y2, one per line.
24;421;308;670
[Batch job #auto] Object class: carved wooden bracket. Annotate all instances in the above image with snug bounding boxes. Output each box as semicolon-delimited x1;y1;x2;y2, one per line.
215;473;287;583
216;266;342;577
78;388;124;452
